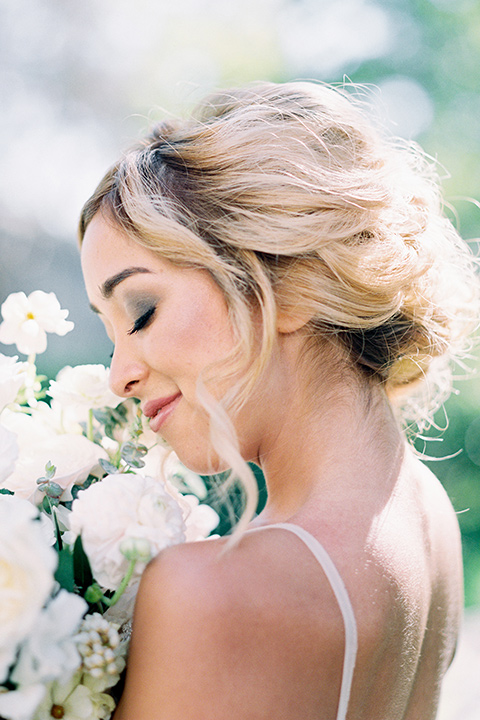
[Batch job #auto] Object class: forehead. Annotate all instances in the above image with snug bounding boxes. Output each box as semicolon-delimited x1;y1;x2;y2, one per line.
80;213;225;312
81;215;169;302
81;214;155;278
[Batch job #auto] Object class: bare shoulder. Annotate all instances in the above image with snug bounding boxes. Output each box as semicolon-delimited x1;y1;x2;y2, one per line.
363;452;463;613
414;455;463;563
114;530;346;720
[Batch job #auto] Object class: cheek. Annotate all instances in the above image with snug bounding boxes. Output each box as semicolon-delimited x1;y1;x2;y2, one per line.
147;294;235;377
178;288;234;355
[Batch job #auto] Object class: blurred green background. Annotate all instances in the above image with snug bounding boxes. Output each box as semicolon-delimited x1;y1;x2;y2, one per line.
1;0;479;605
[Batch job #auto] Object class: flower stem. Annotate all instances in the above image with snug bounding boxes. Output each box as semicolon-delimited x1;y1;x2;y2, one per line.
25;353;37;407
87;408;94;442
103;559;136;607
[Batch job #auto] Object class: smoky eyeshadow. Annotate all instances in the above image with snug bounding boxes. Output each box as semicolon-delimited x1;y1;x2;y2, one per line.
125;294;159;318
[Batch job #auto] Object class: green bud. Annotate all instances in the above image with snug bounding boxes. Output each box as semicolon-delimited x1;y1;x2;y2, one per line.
85;583;105;604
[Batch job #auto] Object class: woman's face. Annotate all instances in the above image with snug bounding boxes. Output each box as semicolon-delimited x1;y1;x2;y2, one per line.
81;213;251;473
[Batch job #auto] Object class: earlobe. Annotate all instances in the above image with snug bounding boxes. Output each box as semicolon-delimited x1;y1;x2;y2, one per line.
276;308;314;334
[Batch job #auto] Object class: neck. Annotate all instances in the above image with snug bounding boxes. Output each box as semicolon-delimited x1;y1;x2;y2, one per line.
254;336;405;524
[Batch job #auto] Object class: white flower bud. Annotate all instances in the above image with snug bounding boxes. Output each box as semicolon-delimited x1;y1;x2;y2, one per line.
120;536;152;563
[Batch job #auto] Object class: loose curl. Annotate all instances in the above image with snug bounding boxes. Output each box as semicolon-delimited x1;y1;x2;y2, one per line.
79;81;479;532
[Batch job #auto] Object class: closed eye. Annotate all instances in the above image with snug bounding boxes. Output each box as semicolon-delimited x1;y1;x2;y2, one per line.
128;306;156;335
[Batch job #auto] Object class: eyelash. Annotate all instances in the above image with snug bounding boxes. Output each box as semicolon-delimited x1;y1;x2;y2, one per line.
128;306;157;335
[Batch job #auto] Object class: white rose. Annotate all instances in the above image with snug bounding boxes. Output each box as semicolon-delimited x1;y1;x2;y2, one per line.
129;452;217;541
1;407;52;446
182;495;219;541
158;476;219;542
11;590;87;688
0;496;57;682
139;441;170;480
0;425;18;483
48;365;122;420
0;291;74;356
161;452;208;499
1;430;105;502
0;683;46;720
38;511;56;546
29;400;84;437
0;354;27;411
141;448;209;501
70;473;186;591
0;407;105;500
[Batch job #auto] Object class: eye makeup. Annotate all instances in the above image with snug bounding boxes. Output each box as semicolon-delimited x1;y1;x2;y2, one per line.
128;306;156;335
125;295;158;335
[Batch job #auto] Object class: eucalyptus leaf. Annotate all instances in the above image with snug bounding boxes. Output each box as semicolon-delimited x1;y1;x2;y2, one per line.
45;481;63;499
120;441;147;468
45;461;56;479
124;455;145;469
92;408;110;425
99;458;120;475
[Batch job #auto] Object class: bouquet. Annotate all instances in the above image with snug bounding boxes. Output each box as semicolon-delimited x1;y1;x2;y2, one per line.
0;291;219;720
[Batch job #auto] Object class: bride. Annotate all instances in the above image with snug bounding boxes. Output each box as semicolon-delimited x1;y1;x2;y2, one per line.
79;81;478;719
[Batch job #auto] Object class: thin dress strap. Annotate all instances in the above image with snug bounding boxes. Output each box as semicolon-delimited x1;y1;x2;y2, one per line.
248;522;358;720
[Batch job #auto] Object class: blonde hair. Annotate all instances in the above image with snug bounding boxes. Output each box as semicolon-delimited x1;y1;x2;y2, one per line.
79;81;479;532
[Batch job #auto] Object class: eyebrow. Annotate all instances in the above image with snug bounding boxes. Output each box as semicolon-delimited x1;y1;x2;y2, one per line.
101;266;153;298
90;266;153;314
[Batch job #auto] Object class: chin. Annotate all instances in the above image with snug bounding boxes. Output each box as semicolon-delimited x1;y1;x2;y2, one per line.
174;445;229;477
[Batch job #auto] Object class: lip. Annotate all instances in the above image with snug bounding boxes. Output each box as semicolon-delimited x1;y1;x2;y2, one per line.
143;393;182;433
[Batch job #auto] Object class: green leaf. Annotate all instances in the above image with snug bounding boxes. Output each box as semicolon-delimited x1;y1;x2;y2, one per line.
71;475;97;499
121;441;148;468
129;412;144;439
93;404;129;441
125;456;145;469
52;508;63;551
55;547;75;592
112;402;129;423
92;408;110;425
99;458;119;475
0;488;14;495
45;482;63;499
45;461;56;480
73;535;94;592
120;441;136;455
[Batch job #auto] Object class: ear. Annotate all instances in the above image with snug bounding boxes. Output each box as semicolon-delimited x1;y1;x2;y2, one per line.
276;307;314;334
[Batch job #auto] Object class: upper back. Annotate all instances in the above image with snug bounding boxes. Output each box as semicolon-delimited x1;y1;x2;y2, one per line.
320;455;463;719
115;455;462;720
239;454;463;720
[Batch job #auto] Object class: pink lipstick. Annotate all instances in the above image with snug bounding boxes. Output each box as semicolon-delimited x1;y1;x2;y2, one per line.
143;393;181;433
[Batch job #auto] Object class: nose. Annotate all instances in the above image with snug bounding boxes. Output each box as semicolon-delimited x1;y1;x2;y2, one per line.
108;344;148;398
